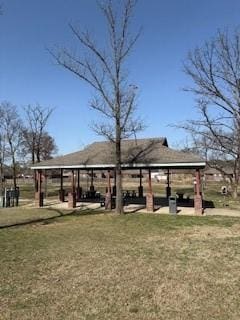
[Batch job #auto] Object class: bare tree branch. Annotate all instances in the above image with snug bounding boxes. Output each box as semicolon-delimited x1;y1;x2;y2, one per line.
50;0;143;213
22;104;55;163
178;28;240;198
0;102;23;189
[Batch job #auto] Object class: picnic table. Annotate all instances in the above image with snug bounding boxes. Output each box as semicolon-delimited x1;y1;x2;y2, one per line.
82;190;98;199
176;192;190;202
122;190;137;198
176;192;184;201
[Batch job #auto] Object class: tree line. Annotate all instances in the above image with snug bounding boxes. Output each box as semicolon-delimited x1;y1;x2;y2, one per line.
0;102;57;189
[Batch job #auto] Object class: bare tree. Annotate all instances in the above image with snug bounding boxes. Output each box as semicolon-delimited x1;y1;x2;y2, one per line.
0;102;23;189
180;29;240;198
50;0;143;213
22;104;54;164
0;111;7;194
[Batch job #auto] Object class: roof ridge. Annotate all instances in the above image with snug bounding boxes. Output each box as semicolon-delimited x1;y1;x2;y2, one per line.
87;137;167;144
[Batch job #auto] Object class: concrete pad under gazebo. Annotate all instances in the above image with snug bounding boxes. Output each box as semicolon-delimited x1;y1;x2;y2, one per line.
31;137;206;215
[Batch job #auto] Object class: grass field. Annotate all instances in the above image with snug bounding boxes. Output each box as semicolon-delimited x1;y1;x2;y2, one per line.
0;209;240;319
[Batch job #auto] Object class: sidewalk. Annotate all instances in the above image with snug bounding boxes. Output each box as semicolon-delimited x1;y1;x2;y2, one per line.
204;207;240;217
20;199;240;217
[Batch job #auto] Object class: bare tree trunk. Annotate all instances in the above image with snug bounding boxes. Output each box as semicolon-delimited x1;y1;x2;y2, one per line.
50;0;142;214
12;157;17;189
232;172;239;199
115;128;123;213
232;188;238;199
232;184;238;199
36;150;41;163
31;150;35;164
0;161;4;195
0;141;4;195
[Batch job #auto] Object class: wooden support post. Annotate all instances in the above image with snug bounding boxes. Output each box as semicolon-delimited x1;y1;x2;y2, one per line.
107;170;111;194
114;169;116;185
68;169;76;208
34;170;38;193
146;168;154;212
148;169;152;193
105;170;112;209
112;168;116;196
194;169;203;215
138;168;143;197
72;169;76;193
39;170;42;206
35;170;43;207
90;169;93;187
166;169;171;199
43;170;47;199
77;169;80;189
76;169;82;201
35;170;39;205
90;169;95;195
60;168;63;190
59;168;65;202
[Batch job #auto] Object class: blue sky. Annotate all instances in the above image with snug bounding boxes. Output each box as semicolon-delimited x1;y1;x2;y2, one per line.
1;0;240;154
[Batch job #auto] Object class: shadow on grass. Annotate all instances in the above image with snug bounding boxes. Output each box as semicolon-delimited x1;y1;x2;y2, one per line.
124;196;215;209
0;207;106;229
0;196;218;230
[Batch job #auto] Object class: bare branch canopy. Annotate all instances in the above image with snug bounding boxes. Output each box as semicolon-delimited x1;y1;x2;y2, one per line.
179;28;240;198
49;0;143;213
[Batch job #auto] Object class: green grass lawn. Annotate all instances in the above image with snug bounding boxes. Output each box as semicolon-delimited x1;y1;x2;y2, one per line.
0;209;240;319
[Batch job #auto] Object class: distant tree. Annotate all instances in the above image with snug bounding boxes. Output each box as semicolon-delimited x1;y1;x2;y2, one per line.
22;104;54;163
38;132;57;161
0;102;23;189
180;29;240;198
50;0;143;213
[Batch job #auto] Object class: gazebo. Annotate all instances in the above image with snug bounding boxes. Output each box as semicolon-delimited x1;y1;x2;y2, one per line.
31;137;206;214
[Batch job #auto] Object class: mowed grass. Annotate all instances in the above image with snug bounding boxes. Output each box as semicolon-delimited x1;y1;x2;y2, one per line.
0;211;240;320
0;207;74;228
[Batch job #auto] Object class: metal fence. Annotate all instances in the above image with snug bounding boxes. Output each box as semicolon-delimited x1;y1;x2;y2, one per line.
0;187;20;208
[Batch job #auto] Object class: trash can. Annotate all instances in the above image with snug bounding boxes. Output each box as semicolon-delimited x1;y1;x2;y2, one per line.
169;196;177;214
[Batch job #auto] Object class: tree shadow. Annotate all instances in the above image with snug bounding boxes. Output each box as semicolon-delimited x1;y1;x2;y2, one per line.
123;196;215;209
0;206;106;229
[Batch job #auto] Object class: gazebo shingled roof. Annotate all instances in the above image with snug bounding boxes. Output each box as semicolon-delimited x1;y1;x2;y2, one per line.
31;137;205;170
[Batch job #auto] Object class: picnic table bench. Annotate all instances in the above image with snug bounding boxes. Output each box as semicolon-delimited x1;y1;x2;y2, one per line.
122;190;137;198
176;192;190;202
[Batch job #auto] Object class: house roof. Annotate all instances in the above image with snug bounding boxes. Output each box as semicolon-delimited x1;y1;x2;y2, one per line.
31;137;206;170
204;165;233;175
